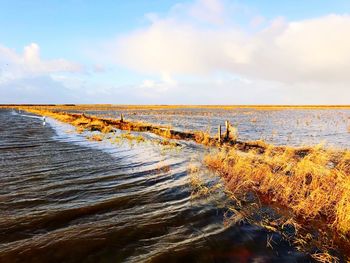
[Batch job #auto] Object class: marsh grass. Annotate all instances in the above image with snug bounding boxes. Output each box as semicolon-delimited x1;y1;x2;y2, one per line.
205;145;350;233
204;144;350;261
5;104;350;112
120;132;145;143
21;108;222;147
187;163;224;200
312;252;340;263
87;134;103;141
221;182;343;262
156;163;171;174
16;106;350;261
25;108;185;152
188;164;210;198
20;108;350;226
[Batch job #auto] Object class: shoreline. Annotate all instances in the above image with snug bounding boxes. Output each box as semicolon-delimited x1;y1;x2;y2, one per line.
10;106;350;262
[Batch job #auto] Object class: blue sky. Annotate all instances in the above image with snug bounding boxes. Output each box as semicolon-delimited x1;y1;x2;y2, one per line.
1;0;350;104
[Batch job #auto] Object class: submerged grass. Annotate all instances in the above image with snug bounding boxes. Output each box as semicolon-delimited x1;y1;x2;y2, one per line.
204;143;350;261
87;134;103;141
204;145;350;235
13;106;350;261
22;108;271;150
188;164;210;198
18;108;219;146
24;108;184;151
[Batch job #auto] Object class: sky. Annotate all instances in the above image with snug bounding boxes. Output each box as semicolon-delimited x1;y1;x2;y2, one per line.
1;0;350;104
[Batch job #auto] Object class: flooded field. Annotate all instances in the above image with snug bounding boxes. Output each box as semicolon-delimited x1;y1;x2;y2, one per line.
1;106;350;262
65;107;350;149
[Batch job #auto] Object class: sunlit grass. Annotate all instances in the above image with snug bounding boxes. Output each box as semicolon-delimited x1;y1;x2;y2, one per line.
87;134;103;141
206;144;349;261
3;104;350;111
11;105;350;261
19;108;223;146
188;163;210;198
19;107;350;236
204;144;350;237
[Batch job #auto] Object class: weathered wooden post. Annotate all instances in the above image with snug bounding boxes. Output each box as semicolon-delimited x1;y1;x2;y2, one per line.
218;125;221;143
120;113;124;122
225;120;230;140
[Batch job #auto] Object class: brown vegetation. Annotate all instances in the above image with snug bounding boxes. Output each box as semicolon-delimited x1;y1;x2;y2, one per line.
8;105;350;261
87;134;103;141
205;144;350;261
2;104;350;111
16;107;303;153
205;145;350;235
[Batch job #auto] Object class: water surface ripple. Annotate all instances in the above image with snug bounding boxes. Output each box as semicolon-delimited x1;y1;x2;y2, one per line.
0;109;310;262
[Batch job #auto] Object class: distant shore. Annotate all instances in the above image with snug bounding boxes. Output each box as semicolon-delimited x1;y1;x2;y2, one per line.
1;104;350;110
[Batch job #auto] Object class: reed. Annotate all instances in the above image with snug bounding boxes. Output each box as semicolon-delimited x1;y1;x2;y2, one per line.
11;105;350;260
87;134;103;141
188;164;210;197
204;145;350;261
17;107;350;235
17;108;224;147
204;144;350;236
3;104;350;111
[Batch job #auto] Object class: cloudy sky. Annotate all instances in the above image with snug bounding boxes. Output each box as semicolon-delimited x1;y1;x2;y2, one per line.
1;0;350;104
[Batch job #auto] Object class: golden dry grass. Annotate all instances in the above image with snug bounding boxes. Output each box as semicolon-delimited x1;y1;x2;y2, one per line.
7;105;350;260
16;108;223;146
3;104;350;111
188;163;210;198
17;107;350;234
204;144;350;237
87;134;103;141
205;145;350;261
119;132;145;143
21;107;183;150
311;252;340;263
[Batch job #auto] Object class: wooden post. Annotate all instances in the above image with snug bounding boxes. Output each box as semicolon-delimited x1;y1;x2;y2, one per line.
120;113;124;122
218;125;221;143
225;120;230;140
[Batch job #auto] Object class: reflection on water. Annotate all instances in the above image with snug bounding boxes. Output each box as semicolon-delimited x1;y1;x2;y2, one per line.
74;108;350;149
0;109;311;262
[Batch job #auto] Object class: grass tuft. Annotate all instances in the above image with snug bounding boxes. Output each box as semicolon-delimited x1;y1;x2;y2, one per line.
204;145;350;237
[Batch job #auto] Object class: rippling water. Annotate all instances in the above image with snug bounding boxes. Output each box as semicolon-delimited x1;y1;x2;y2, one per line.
0;109;313;262
75;108;350;149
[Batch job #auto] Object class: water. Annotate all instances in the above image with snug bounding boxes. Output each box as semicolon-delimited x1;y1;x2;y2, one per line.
0;109;315;262
74;108;350;149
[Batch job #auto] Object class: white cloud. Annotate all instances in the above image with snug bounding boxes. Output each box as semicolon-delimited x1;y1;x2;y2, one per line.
250;15;265;28
274;15;350;81
138;72;177;97
0;43;82;81
112;0;350;88
189;0;225;25
115;17;255;76
3;0;350;104
0;42;85;103
93;64;106;73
